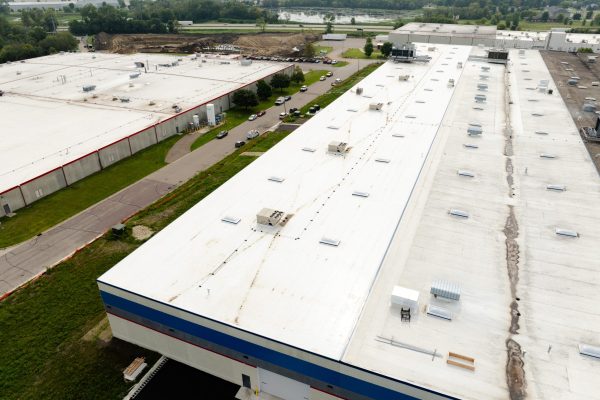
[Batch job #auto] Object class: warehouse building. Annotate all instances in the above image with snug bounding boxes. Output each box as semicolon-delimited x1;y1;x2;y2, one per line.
0;52;292;217
387;23;600;52
98;44;600;400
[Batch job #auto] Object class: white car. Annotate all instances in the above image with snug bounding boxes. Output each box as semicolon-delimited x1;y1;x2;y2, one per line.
331;60;338;65
300;85;308;92
319;76;326;81
248;114;257;121
326;71;333;77
279;112;287;119
246;129;259;139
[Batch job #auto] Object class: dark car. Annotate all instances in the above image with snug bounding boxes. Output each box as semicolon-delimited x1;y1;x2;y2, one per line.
284;95;292;101
289;107;298;114
257;110;266;117
313;104;321;111
216;130;228;139
235;140;245;148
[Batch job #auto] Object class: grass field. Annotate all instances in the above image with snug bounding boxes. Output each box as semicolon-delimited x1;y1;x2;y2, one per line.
341;47;383;59
314;45;333;55
190;69;326;150
300;62;382;114
332;61;350;68
0;136;179;249
0;131;291;400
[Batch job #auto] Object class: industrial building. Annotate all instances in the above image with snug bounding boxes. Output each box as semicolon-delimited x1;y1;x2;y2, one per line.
385;23;600;52
0;52;292;217
98;43;600;400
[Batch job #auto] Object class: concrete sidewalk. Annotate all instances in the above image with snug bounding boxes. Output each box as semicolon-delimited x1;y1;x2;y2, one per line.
0;54;376;298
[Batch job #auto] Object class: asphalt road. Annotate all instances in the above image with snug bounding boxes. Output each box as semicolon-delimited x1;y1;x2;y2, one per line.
180;22;393;33
0;44;378;298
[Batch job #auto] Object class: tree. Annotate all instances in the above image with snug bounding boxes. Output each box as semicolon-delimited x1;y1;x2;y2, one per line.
232;89;258;109
556;14;565;23
583;19;587;26
291;66;304;84
364;37;374;58
380;41;393;57
256;17;266;32
578;47;594;53
587;10;593;19
573;12;582;20
497;22;506;30
256;79;272;100
350;17;356;25
303;42;315;58
323;13;334;33
541;11;549;22
270;73;291;92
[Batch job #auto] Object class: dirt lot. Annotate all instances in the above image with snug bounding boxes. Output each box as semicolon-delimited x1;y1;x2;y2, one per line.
95;32;318;56
541;50;600;173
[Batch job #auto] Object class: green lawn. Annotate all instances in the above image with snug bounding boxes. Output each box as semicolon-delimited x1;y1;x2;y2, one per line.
190;69;326;150
300;62;382;115
332;61;350;68
0;131;291;400
314;45;333;55
0;136;179;249
342;48;383;59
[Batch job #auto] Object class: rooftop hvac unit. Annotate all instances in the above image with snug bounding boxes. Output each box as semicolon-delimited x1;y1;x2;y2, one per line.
240;59;252;66
257;208;284;226
119;97;130;103
519;49;525;55
130;72;141;79
369;102;384;110
82;84;96;92
426;304;453;320
579;344;600;358
447;78;455;87
567;79;578;86
467;125;483;136
391;286;419;312
583;103;597;112
431;280;461;301
474;94;487;103
555;228;578;238
477;83;488;91
457;62;463;69
356;87;363;95
399;75;410;81
481;66;490;72
134;62;145;68
546;184;566;191
328;141;348;154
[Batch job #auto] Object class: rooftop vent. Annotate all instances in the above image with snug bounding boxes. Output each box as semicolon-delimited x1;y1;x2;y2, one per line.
427;305;453;320
473;106;484;111
375;158;391;163
399;75;410;81
479;75;489;80
405;115;416;119
463;143;479;149
356;87;363;95
352;191;370;198
474;94;487;103
555;228;578;238
579;344;600;359
424;88;433;91
221;216;241;224
257;208;284;226
347;108;358;112
457;170;475;177
449;209;469;218
546;184;566;191
477;83;488;91
129;72;141;79
328;141;348;154
268;176;285;183
540;153;557;159
416;100;426;103
302;147;316;152
431;280;461;300
481;66;490;72
82;84;96;92
467;125;483;136
392;133;405;138
320;237;340;247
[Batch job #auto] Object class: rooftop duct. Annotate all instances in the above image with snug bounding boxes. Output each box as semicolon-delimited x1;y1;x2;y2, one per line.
257;208;284;226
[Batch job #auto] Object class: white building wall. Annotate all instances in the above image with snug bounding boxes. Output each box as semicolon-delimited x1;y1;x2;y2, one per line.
0;187;26;217
98;139;131;168
129;127;158;154
20;169;67;205
62;153;102;185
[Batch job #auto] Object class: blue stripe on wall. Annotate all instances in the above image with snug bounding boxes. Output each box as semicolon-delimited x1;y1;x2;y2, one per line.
100;291;457;400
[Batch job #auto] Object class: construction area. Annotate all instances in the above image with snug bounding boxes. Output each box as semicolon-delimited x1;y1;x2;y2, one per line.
0;52;292;216
94;32;318;56
97;42;600;400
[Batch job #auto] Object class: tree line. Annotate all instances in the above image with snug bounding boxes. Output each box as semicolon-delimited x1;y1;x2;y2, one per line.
0;9;77;63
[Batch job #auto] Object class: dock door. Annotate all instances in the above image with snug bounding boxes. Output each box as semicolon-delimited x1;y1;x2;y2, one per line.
258;368;309;400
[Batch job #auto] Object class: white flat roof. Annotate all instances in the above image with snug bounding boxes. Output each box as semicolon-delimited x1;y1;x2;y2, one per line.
99;44;473;360
0;52;288;193
396;22;497;37
100;46;600;399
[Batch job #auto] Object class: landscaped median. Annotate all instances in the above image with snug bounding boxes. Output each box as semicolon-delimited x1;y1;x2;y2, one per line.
0;63;384;400
190;68;326;151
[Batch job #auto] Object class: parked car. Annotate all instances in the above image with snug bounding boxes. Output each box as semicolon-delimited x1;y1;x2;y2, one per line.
313;104;321;111
216;130;228;139
319;76;326;81
284;95;292;101
275;97;285;105
279;112;287;119
257;110;266;117
300;85;308;92
331;82;336;86
331;60;338;65
335;78;341;83
246;129;259;139
248;114;257;121
326;71;333;77
235;140;245;148
289;107;298;114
